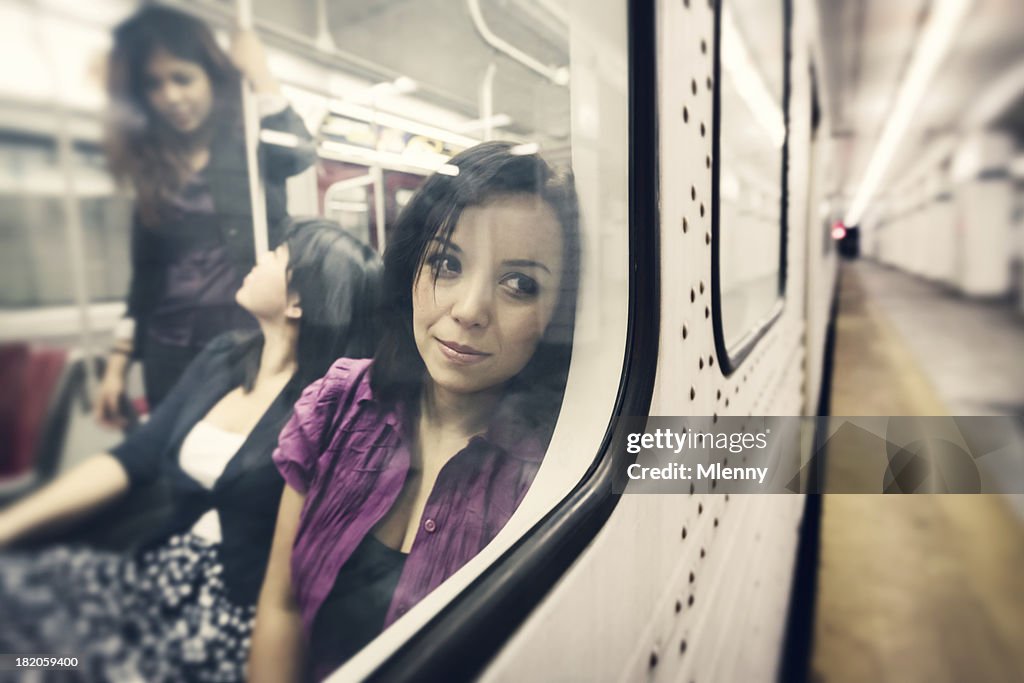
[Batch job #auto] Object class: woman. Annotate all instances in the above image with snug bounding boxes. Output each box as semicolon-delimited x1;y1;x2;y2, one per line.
0;219;381;682
97;6;317;423
250;142;580;681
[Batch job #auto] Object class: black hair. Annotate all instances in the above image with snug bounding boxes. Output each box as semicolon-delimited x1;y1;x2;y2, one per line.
238;218;382;395
372;141;581;432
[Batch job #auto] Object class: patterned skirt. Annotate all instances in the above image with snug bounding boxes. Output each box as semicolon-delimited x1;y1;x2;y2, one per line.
0;533;254;682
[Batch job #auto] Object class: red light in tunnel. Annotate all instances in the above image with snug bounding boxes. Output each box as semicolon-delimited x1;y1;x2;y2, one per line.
831;222;846;240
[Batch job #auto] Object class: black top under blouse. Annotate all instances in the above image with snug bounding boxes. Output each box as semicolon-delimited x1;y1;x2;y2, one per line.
309;534;408;675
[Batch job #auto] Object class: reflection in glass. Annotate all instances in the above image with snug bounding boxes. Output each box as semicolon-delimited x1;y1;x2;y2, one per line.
718;1;786;349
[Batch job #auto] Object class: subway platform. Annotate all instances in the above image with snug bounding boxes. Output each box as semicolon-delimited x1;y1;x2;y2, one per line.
811;259;1024;683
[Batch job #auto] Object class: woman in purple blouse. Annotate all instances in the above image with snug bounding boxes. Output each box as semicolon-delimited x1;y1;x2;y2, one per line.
249;142;581;681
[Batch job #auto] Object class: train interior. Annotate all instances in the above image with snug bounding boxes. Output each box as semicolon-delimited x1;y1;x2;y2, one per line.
0;0;1022;681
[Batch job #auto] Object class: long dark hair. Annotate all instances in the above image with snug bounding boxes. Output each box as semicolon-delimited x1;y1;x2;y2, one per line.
238;218;382;395
105;6;241;225
372;141;581;433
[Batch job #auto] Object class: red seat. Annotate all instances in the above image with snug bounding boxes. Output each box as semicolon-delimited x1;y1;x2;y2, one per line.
0;344;70;480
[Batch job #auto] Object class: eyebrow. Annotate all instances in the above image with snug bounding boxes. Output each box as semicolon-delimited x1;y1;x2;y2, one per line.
430;237;462;253
502;259;551;274
429;238;551;274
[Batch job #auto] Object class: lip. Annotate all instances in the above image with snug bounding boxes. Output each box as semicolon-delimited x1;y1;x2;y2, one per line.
167;111;196;129
436;338;491;365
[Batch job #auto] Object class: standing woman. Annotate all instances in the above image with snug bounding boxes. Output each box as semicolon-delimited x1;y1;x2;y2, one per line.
249;142;580;681
97;6;316;425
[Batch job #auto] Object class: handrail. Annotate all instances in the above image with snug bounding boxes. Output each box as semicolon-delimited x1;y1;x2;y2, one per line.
159;0;477;116
235;0;269;256
466;0;570;86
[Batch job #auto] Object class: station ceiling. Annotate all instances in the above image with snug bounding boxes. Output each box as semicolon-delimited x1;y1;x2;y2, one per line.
817;0;1024;202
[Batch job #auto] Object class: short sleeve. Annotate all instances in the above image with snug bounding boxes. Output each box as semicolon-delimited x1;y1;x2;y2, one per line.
272;359;365;494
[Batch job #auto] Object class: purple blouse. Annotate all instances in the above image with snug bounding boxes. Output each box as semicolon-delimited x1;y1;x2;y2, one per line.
272;358;547;655
147;171;256;348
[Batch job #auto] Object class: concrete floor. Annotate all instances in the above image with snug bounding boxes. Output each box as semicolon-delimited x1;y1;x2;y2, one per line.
811;261;1024;683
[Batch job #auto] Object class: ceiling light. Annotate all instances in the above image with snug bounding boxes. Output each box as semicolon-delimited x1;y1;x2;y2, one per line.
844;0;971;227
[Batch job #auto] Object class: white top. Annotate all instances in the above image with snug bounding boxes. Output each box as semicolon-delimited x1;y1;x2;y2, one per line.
178;420;247;543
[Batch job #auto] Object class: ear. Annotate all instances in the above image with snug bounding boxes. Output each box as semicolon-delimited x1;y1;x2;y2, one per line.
285;292;302;321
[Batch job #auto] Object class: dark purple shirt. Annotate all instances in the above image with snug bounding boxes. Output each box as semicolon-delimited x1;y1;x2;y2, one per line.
147;172;256;348
273;358;546;676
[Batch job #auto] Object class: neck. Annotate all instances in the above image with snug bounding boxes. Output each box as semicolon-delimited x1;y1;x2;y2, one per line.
171;125;212;163
420;380;502;439
253;319;298;390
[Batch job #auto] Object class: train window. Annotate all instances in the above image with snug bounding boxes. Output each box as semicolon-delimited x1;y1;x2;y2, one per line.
0;0;629;679
0;136;132;308
318;2;630;677
714;0;789;364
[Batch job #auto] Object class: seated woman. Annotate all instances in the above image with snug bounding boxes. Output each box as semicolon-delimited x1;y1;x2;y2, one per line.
0;219;381;682
250;142;581;681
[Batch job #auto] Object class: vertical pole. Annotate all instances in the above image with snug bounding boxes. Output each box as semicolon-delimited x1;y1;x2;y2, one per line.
372;165;387;251
236;0;269;256
55;111;97;394
479;62;497;141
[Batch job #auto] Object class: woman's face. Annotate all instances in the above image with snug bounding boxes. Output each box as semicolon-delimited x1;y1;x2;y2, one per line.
143;47;214;134
236;244;298;321
413;193;564;397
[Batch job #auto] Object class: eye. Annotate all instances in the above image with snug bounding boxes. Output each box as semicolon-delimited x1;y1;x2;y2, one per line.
500;273;540;298
172;73;194;87
426;253;461;279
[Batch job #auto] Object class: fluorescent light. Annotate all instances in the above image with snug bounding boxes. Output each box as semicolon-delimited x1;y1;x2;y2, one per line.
392;76;418;94
259;130;301;148
721;6;785;148
319;140;454;175
368;76;419;97
326;100;480;149
844;0;971;227
510;142;540;156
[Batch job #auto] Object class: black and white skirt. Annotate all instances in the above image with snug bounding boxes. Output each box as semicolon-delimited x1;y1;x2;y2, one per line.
0;533;254;682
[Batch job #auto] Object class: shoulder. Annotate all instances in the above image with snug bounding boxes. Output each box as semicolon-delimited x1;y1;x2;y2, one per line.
203;330;261;359
311;357;375;402
175;331;261;382
288;358;377;431
274;358;379;489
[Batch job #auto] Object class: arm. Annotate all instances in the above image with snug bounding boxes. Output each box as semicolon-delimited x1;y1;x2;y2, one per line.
249;484;308;683
229;30;315;180
96;216;145;429
0;454;129;547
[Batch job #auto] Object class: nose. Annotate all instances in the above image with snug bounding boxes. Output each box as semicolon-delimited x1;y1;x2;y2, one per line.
449;276;492;329
163;83;184;104
254;249;273;267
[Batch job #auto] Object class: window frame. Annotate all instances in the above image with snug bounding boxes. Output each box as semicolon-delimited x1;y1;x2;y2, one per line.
711;0;792;375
